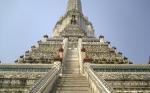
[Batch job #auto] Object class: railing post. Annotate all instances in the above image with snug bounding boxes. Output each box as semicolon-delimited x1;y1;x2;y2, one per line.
62;37;68;64
78;38;84;74
54;61;61;70
54;61;62;76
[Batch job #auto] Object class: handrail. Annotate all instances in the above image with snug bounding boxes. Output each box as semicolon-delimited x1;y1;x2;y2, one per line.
62;38;68;63
78;38;83;73
28;62;61;93
84;63;115;93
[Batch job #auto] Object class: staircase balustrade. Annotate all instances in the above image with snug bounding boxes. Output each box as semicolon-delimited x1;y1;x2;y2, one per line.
28;62;61;93
84;63;115;93
62;38;68;63
78;38;83;73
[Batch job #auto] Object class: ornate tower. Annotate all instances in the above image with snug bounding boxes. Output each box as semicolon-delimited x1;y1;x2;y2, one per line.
1;0;150;93
16;0;130;64
53;0;95;38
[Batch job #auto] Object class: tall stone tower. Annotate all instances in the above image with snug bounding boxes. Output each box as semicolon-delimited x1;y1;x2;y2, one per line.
1;0;150;93
16;0;129;65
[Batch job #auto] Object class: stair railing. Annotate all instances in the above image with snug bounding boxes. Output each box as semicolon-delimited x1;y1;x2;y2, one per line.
28;62;61;93
78;38;83;73
62;38;68;63
84;63;115;93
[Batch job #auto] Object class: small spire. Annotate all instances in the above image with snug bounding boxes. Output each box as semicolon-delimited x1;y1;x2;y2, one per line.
148;56;150;64
67;0;82;13
129;61;133;64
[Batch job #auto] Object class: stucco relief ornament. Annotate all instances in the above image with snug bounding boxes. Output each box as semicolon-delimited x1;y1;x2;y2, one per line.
83;56;93;63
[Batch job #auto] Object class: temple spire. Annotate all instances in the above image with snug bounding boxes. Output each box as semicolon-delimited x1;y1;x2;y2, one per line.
148;56;150;64
67;0;82;13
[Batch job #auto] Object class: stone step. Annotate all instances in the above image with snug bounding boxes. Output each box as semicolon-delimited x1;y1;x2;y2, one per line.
55;90;89;93
67;51;78;52
67;52;78;54
65;61;78;63
63;63;79;66
60;75;86;79
56;86;89;91
62;72;80;74
63;67;79;70
66;58;79;62
59;76;87;79
59;79;87;82
66;55;78;57
63;67;79;69
67;50;77;52
63;66;79;70
64;62;79;64
63;70;80;72
67;53;78;54
58;78;88;82
67;54;78;56
66;56;78;58
63;64;79;66
63;65;79;67
58;78;88;83
65;60;78;62
58;83;88;87
67;51;78;53
66;59;78;61
67;50;78;52
66;54;78;56
66;57;78;59
66;59;78;60
64;63;78;66
67;48;78;51
59;75;85;78
64;60;79;62
67;48;78;50
57;83;88;87
67;53;78;55
63;69;80;71
63;71;80;74
61;74;84;77
67;52;78;53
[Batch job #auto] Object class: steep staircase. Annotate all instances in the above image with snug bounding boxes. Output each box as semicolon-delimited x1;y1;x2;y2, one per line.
63;48;80;74
51;48;90;93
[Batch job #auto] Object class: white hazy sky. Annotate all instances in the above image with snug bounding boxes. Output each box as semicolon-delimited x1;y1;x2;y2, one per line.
0;0;150;64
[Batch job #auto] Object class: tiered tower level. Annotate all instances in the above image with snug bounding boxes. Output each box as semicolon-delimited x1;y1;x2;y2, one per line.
0;0;150;93
53;0;94;38
17;0;129;64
